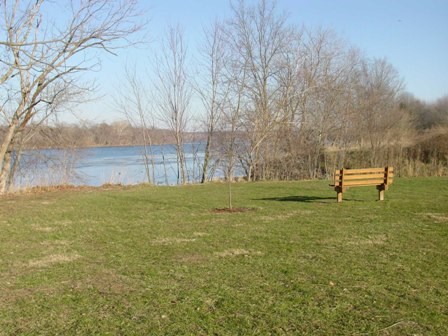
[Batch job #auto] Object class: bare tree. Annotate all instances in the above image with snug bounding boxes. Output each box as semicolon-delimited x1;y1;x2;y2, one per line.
275;27;303;162
195;20;228;183
0;0;142;193
353;58;406;166
225;0;293;181
115;65;155;184
220;60;249;209
296;29;360;178
153;25;191;185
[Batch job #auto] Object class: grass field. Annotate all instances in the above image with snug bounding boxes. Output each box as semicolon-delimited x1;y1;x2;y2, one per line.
0;177;447;335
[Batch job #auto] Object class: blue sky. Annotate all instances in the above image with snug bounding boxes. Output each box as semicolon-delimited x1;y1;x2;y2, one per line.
76;0;448;123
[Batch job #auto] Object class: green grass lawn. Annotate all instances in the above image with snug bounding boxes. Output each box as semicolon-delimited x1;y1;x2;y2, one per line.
1;178;447;335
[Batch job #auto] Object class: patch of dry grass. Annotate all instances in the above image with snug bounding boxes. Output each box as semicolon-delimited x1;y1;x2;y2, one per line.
214;248;263;257
27;254;81;268
150;237;197;245
422;213;448;223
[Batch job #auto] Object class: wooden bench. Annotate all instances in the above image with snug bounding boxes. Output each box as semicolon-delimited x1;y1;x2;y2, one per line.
330;167;393;202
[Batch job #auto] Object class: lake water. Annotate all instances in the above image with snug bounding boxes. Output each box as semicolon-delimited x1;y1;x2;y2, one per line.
15;143;229;189
75;144;207;186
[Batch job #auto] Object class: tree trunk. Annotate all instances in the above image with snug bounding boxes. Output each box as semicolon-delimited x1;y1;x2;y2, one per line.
0;122;19;194
201;133;212;183
7;141;24;192
0;150;12;194
176;136;186;185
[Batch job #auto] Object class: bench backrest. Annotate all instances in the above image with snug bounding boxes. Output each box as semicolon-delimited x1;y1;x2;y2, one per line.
333;167;393;188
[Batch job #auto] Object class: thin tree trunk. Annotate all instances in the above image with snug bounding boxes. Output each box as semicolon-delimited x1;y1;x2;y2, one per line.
177;146;186;184
228;178;232;210
161;148;169;185
201;133;212;183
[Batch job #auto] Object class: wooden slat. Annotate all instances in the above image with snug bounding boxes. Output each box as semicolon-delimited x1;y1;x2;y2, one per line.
343;173;387;180
335;167;393;173
334;180;385;187
334;174;394;181
334;175;394;182
334;177;394;183
334;179;386;187
335;169;393;175
341;168;386;174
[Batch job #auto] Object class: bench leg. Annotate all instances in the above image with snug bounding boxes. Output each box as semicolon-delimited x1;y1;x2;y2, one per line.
377;185;386;201
378;189;384;201
337;192;343;203
335;187;343;202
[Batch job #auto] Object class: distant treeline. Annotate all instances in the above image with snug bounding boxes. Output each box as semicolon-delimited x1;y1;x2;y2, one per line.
0;121;206;149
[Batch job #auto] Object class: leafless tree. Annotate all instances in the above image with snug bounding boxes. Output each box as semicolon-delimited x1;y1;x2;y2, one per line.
0;0;143;193
195;20;228;183
153;25;191;185
296;29;361;177
275;28;303;160
225;0;293;181
115;65;155;184
218;53;248;210
353;58;406;166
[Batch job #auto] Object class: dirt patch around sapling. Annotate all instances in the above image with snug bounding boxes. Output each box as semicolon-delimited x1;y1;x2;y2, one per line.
211;207;256;214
